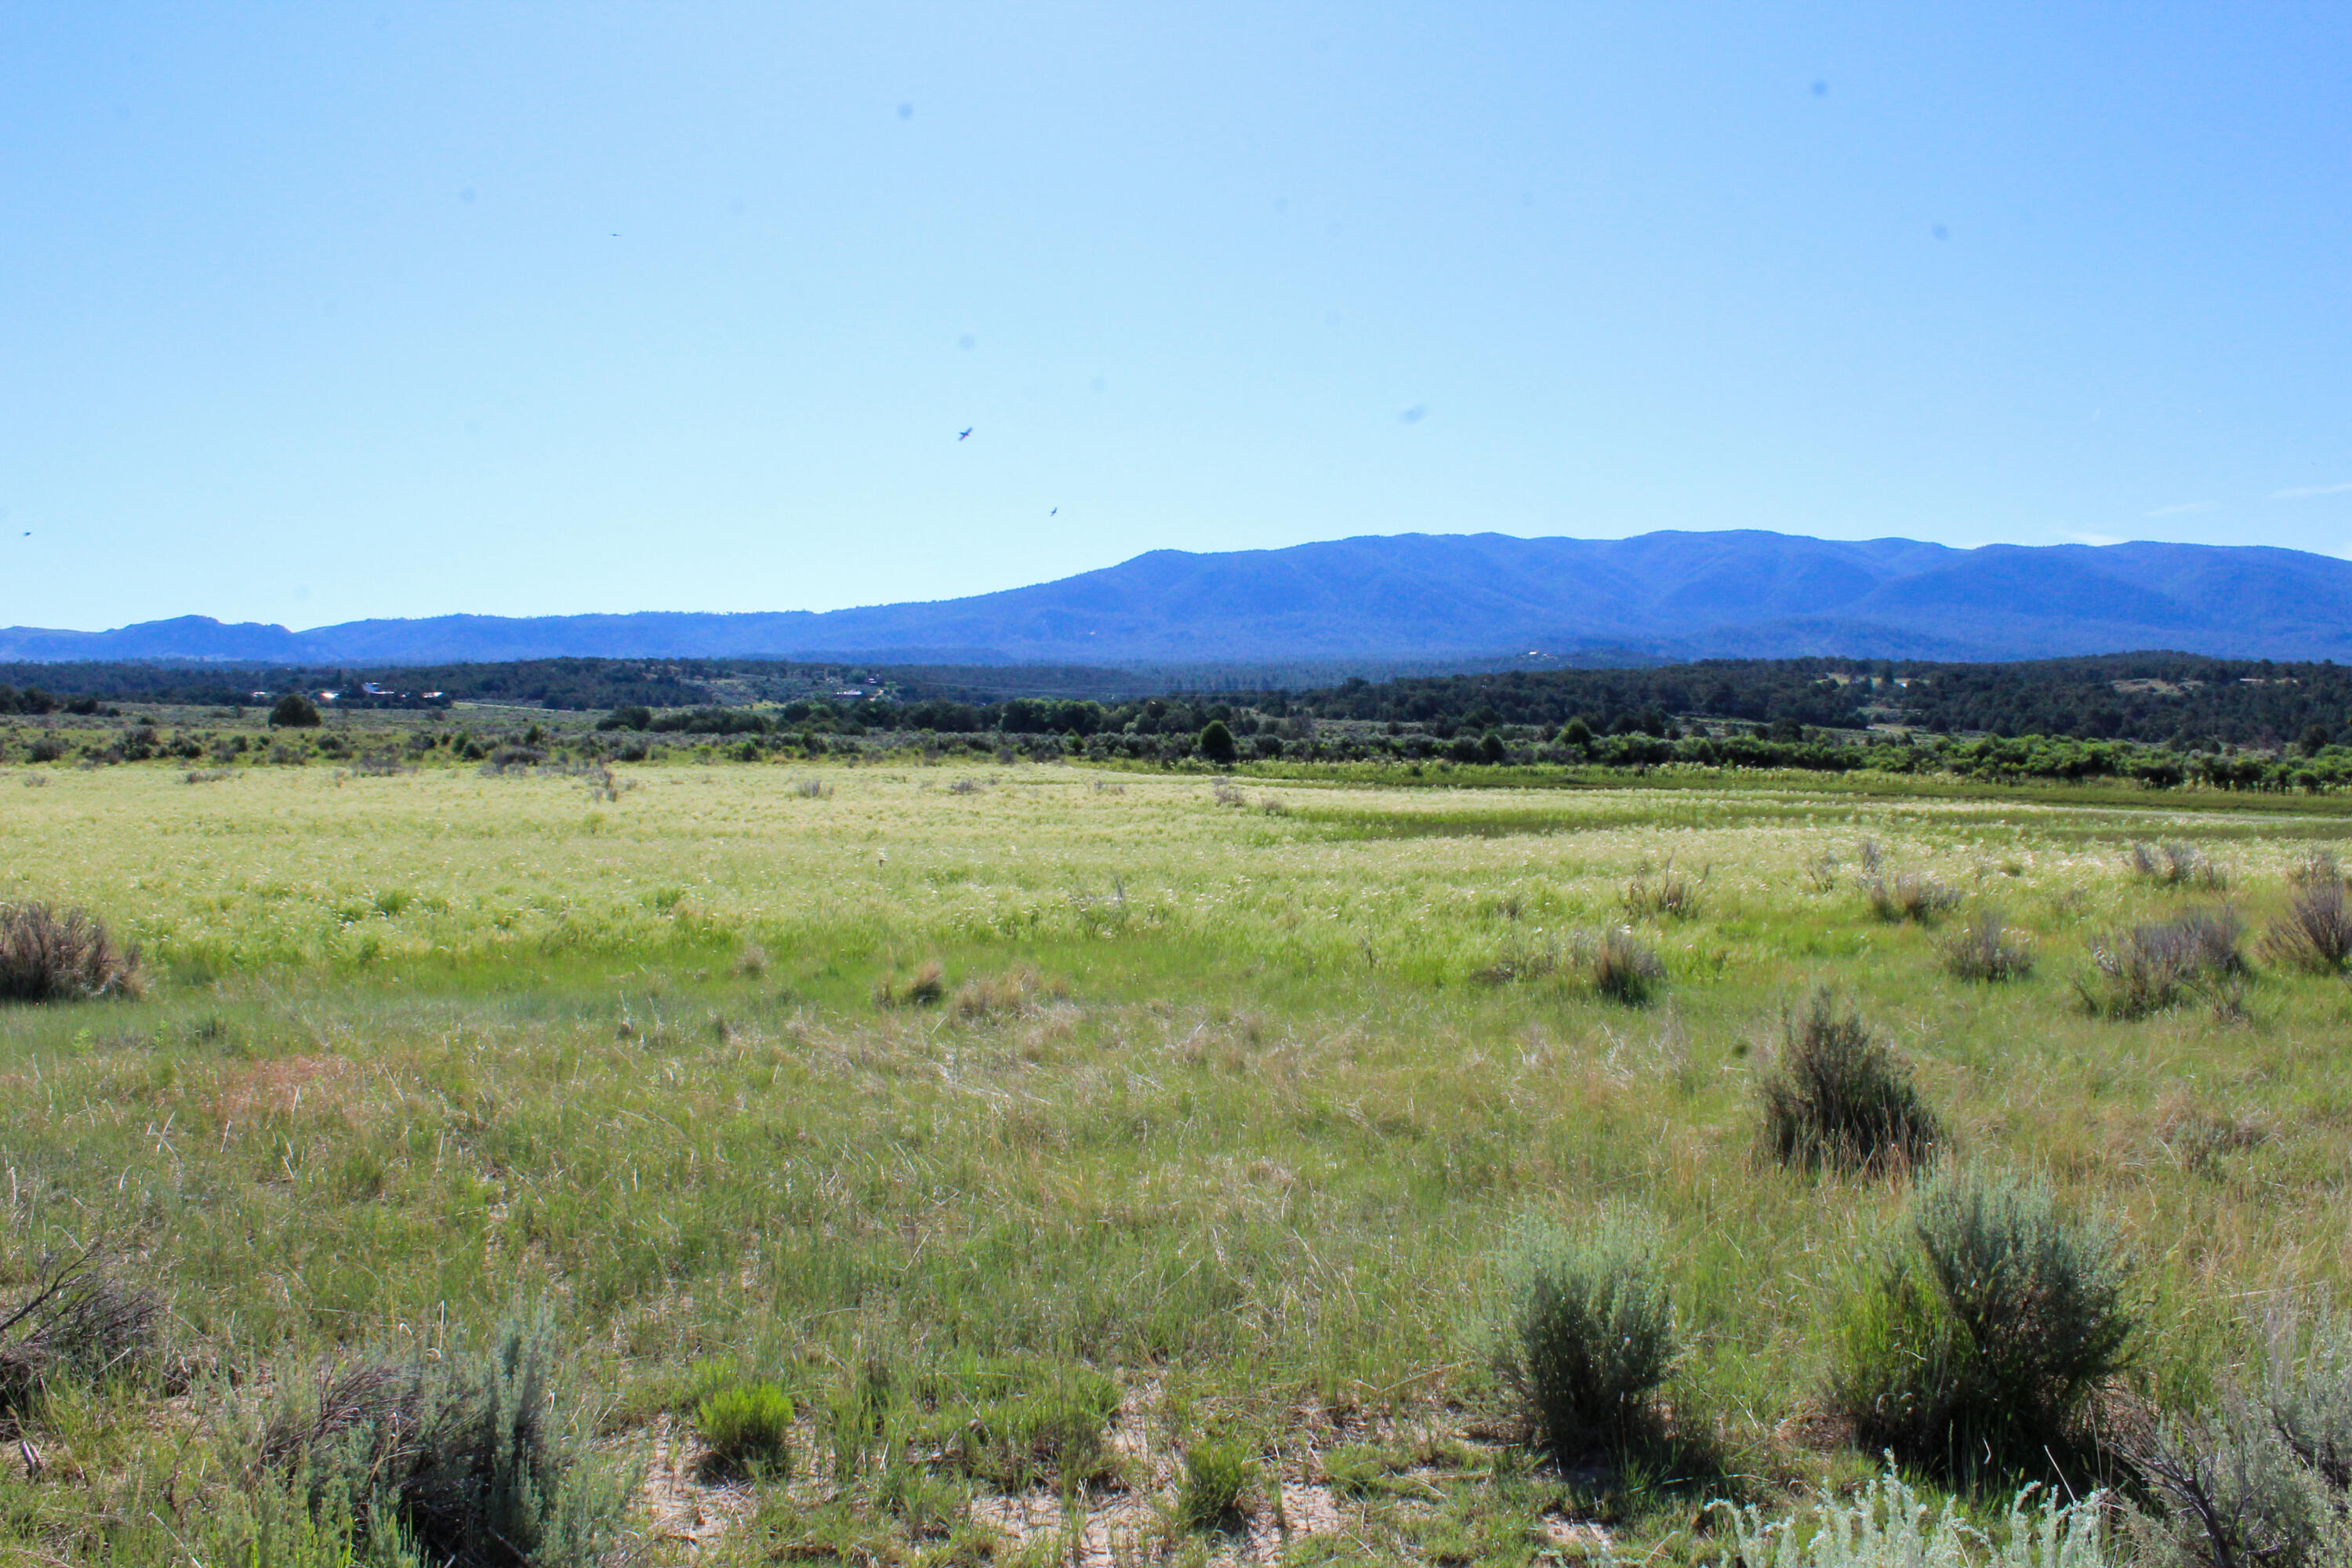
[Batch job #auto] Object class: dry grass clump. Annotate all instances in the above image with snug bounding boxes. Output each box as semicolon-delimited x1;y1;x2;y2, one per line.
2260;878;2352;973
1940;910;2036;982
1863;869;1962;924
1758;989;1940;1174
1478;929;1664;1004
946;778;985;796
2129;840;2229;890
2287;848;2343;890
0;901;144;1001
2078;909;2246;1018
875;959;947;1007
949;965;1069;1020
1624;860;1704;920
2154;1093;2272;1174
791;777;833;799
0;1251;161;1417
1211;781;1248;807
733;942;770;979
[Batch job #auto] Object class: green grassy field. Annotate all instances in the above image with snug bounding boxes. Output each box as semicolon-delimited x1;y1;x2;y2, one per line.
3;753;2350;1566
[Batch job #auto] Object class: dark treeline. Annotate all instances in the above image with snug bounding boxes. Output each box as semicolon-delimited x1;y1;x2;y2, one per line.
12;650;2352;750
1271;652;2352;748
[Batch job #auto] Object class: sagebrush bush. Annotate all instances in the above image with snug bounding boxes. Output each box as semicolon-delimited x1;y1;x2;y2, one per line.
264;1312;631;1568
0;901;143;1002
0;1252;161;1416
2128;1306;2352;1568
698;1381;794;1473
1758;989;1940;1174
1830;1167;2136;1479
1177;1438;1258;1530
1491;1213;1679;1455
2129;840;2227;889
1863;870;1962;924
2260;880;2352;973
1940;910;2035;982
2078;909;2245;1018
1715;1461;2118;1568
2132;1403;2343;1568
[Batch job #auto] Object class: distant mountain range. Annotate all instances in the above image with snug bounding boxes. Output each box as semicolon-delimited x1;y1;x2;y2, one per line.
7;531;2352;666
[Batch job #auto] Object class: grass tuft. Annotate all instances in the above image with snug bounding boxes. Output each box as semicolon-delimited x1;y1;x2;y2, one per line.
876;959;948;1007
698;1381;794;1475
1178;1439;1258;1530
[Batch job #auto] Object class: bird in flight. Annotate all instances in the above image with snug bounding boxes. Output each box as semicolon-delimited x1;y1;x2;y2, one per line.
1049;508;1058;515
957;427;973;441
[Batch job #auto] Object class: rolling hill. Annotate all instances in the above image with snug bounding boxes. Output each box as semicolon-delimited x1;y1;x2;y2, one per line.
5;531;2350;665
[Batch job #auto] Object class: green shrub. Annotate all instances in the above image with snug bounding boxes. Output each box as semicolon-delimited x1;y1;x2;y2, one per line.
270;693;323;728
264;1311;631;1568
0;901;144;1002
1178;1438;1258;1530
1830;1167;2136;1479
1197;720;1238;764
1758;989;1939;1174
1715;1461;2117;1568
1490;1213;1679;1456
699;1381;794;1473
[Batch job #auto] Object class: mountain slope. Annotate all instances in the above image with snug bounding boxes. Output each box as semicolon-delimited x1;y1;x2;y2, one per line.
4;531;2348;665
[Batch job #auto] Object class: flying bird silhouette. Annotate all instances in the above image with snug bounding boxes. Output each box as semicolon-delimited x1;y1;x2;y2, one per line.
1049;508;1057;515
957;427;973;440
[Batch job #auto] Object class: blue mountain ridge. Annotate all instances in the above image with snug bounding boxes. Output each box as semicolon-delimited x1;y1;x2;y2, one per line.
5;531;2349;665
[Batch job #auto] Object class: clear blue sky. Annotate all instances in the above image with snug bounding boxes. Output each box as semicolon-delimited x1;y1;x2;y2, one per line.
5;3;2348;630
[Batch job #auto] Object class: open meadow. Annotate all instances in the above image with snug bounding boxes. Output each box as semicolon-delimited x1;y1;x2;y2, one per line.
4;750;2352;1566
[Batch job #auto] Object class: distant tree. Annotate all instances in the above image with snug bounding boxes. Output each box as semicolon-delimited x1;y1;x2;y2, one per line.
1479;730;1508;764
2303;722;2332;756
269;693;321;728
1198;720;1238;764
1559;717;1593;749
